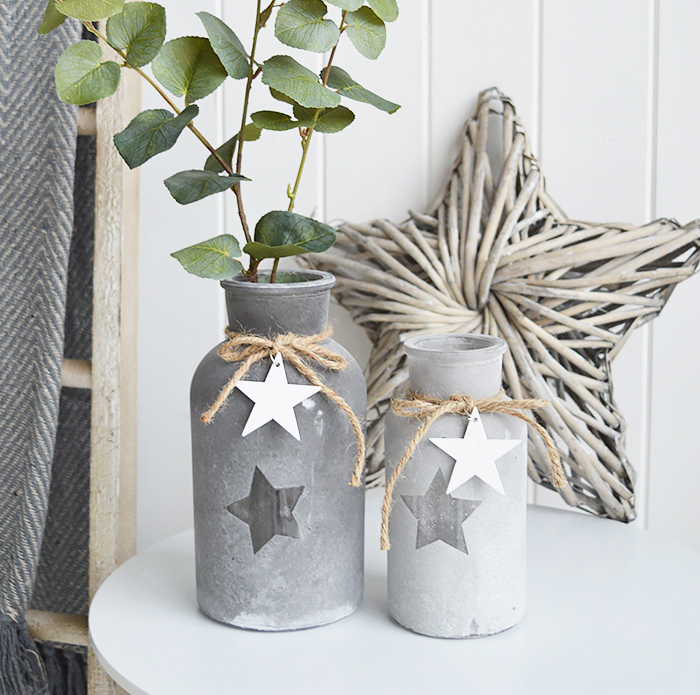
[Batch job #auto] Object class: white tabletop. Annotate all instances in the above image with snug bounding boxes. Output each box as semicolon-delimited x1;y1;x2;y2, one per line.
90;490;700;695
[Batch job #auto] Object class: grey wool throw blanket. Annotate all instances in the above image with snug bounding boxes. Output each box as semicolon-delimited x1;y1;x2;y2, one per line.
0;2;80;693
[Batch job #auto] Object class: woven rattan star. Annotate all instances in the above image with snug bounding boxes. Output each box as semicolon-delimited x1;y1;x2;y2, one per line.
307;88;700;521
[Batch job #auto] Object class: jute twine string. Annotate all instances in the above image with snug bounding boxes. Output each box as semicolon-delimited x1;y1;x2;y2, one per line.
378;389;566;550
200;326;366;477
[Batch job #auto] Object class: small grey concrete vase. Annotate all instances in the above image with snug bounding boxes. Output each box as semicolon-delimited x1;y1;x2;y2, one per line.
190;270;366;631
385;334;528;638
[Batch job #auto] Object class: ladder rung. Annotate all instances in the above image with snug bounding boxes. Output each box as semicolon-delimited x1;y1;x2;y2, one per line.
26;610;88;647
77;106;96;136
62;358;92;389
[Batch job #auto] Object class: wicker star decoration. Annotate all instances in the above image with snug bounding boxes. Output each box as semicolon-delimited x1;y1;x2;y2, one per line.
307;88;700;521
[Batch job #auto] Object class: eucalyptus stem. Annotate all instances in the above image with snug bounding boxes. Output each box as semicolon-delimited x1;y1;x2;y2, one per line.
321;12;346;86
84;22;236;178
272;12;347;284
285;11;346;213
286;133;313;213
86;19;265;280
237;0;265;269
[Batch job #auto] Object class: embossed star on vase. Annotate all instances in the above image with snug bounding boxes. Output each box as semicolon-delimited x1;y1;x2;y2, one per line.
306;87;700;522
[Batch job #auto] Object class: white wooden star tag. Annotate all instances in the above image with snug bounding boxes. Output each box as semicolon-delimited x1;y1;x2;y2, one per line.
430;407;521;495
235;353;321;440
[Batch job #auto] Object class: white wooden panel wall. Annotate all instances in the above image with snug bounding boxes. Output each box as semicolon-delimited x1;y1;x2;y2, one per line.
138;0;700;552
536;0;654;516
136;0;221;550
649;0;700;551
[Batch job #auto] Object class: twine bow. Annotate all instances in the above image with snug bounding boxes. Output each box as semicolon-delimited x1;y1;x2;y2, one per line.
201;326;365;476
378;389;566;550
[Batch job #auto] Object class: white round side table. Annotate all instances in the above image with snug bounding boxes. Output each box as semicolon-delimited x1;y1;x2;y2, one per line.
90;490;700;694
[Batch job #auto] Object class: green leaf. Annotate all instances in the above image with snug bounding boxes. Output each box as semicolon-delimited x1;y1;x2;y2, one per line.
318;107;354;133
293;104;355;133
259;0;275;27
204;136;237;172
269;87;298;106
367;0;397;22
244;211;336;258
54;41;121;106
275;0;339;53
152;36;227;103
204;125;262;173
171;234;243;280
197;12;249;80
241;122;263;141
38;0;66;34
164;170;249;205
325;66;399;113
251;110;300;131
345;6;386;59
56;0;124;21
325;0;364;10
114;105;198;169
106;2;166;68
262;55;340;109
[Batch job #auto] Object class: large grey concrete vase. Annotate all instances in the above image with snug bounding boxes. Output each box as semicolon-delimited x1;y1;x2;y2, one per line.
385;334;528;638
190;270;366;630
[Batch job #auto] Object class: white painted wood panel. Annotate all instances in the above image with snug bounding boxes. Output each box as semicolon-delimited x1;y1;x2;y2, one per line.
430;0;539;202
137;0;222;550
324;1;426;368
429;0;540;504
537;0;654;516
324;1;424;223
648;0;700;552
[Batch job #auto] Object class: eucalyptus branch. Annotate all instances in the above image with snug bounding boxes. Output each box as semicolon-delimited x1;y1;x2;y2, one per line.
271;11;347;283
84;21;236;178
321;11;346;86
46;0;400;286
285;10;347;213
236;0;265;258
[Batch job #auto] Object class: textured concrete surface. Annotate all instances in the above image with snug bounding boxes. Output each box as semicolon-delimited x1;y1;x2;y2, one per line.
191;271;367;630
386;334;528;638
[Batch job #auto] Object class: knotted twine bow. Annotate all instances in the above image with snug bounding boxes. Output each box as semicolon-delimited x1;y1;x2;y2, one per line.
201;326;366;477
377;389;566;550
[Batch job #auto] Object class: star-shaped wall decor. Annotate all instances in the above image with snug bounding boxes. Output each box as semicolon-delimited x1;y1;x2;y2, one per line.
236;353;321;440
227;466;304;554
307;87;700;522
430;407;520;495
402;468;481;554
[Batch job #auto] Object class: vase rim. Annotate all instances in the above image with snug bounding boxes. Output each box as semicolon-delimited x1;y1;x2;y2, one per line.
221;269;335;297
403;333;507;362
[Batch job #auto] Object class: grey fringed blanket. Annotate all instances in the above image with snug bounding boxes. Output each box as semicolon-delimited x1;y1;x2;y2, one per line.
0;4;81;694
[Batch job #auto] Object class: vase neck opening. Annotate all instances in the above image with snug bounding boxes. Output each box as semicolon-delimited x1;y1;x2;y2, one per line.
221;270;335;337
403;334;506;400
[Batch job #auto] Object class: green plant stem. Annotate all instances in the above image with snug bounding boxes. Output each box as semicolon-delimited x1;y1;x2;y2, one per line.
238;0;264;280
286;133;314;214
87;19;264;280
83;22;237;181
285;11;346;213
272;12;347;284
135;69;233;172
85;18;259;281
321;13;346;86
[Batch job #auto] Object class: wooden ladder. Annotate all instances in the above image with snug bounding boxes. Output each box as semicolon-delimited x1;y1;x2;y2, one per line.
26;63;141;695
